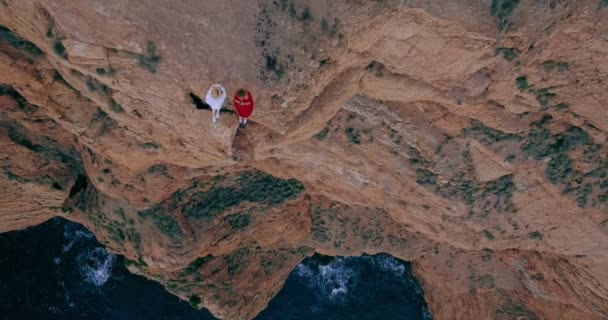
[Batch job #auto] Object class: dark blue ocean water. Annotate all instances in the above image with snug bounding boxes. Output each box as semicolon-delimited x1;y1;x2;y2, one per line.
0;218;431;320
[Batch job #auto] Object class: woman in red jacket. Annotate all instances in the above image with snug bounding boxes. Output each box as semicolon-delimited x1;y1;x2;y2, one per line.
233;89;254;127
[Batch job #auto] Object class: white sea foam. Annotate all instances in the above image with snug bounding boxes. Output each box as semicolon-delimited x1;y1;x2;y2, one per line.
296;258;358;303
62;228;93;253
77;247;115;287
373;254;406;276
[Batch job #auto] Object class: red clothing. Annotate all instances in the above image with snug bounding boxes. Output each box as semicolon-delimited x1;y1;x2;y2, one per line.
233;91;254;118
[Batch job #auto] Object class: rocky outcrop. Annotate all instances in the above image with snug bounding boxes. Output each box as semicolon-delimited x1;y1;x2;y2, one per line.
1;0;608;319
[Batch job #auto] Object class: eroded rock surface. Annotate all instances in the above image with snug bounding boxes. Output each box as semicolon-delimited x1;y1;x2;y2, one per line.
1;0;608;319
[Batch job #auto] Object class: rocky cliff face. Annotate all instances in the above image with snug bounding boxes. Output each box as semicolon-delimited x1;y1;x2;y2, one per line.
1;0;608;319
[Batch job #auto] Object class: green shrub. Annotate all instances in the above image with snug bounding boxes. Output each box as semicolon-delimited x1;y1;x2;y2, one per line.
321;18;329;32
490;0;520;29
496;47;518;61
224;247;251;276
542;60;568;72
515;76;529;91
289;1;297;18
300;7;313;23
416;168;438;186
535;88;555;107
280;0;288;10
186;255;213;273
142;142;159;149
225;213;251;229
483;174;516;211
314;127;330;141
265;52;286;80
483;230;495;240
137;41;161;73
137;206;182;242
408;147;431;166
85;76;111;94
345;127;361;144
96;67;117;76
464;120;522;145
0;25;43;58
496;302;536;319
183;170;304;220
53;41;67;59
147;164;168;175
108;97;124;113
528;231;542;239
188;295;201;308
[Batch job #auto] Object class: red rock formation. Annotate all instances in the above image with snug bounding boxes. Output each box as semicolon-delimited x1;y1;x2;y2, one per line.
1;0;608;319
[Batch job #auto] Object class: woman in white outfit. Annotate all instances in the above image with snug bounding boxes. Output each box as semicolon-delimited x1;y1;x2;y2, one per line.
205;84;227;124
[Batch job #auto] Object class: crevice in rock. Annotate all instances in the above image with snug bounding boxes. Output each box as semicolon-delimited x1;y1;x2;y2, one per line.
68;174;88;197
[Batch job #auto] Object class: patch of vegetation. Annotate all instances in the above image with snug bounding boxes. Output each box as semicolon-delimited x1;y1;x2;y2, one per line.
279;0;288;11
496;47;518;61
365;61;385;77
463;120;523;146
225;212;252;230
108;97;124;113
289;1;297;18
186;255;213;273
483;230;495;240
416;168;438;186
360;220;385;246
224;247;251;276
2;120;85;186
408;147;431;167
496;302;537;319
183;170;304;220
311;207;331;243
265;50;286;80
314;127;329;141
147;164;168;175
137;41;161;74
515;76;529;91
542;60;568;73
85;76;112;94
137;205;182;242
534;87;556;108
0;84;36;112
473;274;495;289
299;7;313;23
490;0;520;30
126;228;141;251
52;71;80;95
95;67;117;76
442;174;478;206
345;127;361;144
601;0;608;9
528;231;543;239
481;174;516;213
53;40;67;59
320;18;329;32
142;142;159;149
188;295;201;308
0;25;44;59
521;115;608;208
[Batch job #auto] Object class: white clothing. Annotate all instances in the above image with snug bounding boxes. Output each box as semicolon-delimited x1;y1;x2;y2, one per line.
205;84;227;111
